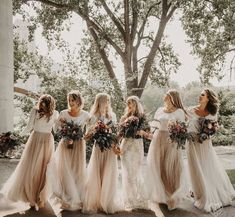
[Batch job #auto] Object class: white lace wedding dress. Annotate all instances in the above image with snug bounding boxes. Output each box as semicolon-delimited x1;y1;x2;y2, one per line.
120;122;148;210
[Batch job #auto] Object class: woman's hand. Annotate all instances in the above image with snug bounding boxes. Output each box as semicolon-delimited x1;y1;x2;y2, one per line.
136;130;145;137
59;117;66;123
112;145;122;155
136;130;153;140
83;130;94;140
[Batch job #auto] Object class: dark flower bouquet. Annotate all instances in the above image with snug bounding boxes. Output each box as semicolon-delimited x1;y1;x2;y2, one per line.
168;120;191;149
119;115;149;139
198;118;219;143
87;120;118;152
57;121;85;149
0;132;21;157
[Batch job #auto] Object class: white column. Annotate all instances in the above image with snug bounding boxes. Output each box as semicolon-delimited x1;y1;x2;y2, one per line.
0;0;14;133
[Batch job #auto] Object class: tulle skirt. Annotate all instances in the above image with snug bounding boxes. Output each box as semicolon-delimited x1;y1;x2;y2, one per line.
47;138;86;210
186;138;235;212
120;138;148;209
146;130;188;206
83;145;122;214
1;131;54;206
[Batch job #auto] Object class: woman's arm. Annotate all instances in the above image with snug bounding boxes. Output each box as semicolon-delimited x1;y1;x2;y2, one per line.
21;108;37;136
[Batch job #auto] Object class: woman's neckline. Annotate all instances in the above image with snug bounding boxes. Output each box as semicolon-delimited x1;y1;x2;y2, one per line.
67;109;82;118
163;107;179;114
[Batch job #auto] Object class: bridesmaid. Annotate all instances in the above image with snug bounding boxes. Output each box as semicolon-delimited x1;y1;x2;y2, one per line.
48;90;90;210
1;94;58;210
82;93;121;214
186;89;235;212
119;96;149;211
146;89;188;210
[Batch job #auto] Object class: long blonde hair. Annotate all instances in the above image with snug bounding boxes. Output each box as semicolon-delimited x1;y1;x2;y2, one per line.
67;90;84;109
36;94;55;121
123;95;144;119
166;89;187;115
90;93;113;119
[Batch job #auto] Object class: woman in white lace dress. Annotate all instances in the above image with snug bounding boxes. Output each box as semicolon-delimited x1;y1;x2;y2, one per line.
186;89;235;212
83;93;122;214
47;90;90;211
147;90;188;211
1;94;58;210
120;96;149;211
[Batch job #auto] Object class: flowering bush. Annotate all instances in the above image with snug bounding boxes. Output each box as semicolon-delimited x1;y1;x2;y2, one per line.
198;118;219;143
0;132;21;157
56;121;85;149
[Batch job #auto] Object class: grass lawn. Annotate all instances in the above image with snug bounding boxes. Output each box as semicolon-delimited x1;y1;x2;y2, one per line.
227;169;235;189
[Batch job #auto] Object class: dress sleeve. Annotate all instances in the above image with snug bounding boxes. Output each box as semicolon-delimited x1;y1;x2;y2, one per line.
111;112;117;124
52;110;60;132
21;108;37;136
86;115;97;132
54;111;64;132
177;109;186;122
153;107;162;120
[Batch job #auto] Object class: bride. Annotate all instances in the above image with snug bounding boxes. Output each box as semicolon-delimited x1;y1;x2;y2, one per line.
119;96;149;211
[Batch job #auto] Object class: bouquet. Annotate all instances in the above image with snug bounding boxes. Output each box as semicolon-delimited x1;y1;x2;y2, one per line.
0;132;21;157
57;121;85;149
119;115;149;139
168;120;190;149
198;118;219;143
87;120;118;152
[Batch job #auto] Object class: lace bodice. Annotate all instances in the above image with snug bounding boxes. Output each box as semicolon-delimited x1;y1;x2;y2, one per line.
153;107;186;131
21;108;59;135
55;109;90;132
89;112;117;126
187;107;217;133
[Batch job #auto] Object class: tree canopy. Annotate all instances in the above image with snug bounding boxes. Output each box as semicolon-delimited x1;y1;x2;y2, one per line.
13;0;234;99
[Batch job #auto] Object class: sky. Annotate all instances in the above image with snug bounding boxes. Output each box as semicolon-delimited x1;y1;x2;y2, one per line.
31;12;235;88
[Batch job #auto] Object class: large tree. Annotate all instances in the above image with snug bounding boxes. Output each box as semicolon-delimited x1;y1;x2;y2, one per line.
13;0;234;99
14;0;181;98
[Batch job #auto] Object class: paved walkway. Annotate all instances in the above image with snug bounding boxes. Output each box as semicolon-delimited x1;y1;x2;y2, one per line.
0;146;235;217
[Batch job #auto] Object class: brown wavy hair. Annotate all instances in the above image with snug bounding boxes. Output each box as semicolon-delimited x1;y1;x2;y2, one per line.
37;94;56;121
204;89;219;115
67;90;84;109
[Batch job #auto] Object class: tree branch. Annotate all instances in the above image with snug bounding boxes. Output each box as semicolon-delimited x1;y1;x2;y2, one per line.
215;48;235;60
137;56;149;63
166;5;177;22
14;87;39;99
24;0;72;9
76;9;125;58
88;24;123;98
99;0;125;39
137;1;171;96
130;0;138;44
135;2;161;49
158;47;167;72
124;0;130;42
